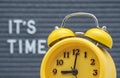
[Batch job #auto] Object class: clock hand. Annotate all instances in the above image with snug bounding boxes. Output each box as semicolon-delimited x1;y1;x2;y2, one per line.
61;69;78;75
61;70;72;74
75;75;77;78
73;52;79;69
61;50;79;76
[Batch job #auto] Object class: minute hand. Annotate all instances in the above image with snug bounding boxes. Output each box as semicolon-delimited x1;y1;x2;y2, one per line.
73;52;79;69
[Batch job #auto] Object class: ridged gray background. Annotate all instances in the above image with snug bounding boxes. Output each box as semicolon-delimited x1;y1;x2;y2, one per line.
0;0;120;78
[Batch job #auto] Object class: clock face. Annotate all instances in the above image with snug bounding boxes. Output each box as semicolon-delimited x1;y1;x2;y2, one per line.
44;45;100;78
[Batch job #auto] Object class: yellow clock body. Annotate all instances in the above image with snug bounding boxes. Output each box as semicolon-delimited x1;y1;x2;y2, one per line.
40;37;116;78
40;12;116;78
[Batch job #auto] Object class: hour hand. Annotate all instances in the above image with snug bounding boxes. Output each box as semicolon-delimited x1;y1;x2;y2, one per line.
61;69;78;75
61;70;72;74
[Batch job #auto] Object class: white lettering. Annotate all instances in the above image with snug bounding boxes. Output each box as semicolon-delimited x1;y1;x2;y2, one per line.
8;20;12;34
38;40;46;54
13;19;23;34
7;39;17;54
25;39;36;54
27;20;36;34
19;39;23;54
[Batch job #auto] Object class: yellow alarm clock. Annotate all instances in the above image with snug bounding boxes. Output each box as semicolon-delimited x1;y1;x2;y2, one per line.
40;12;116;78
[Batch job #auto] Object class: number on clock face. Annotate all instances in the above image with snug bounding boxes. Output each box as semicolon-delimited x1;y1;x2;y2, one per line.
50;48;99;78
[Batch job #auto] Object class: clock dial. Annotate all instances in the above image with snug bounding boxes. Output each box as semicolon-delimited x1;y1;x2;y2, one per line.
45;46;100;78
